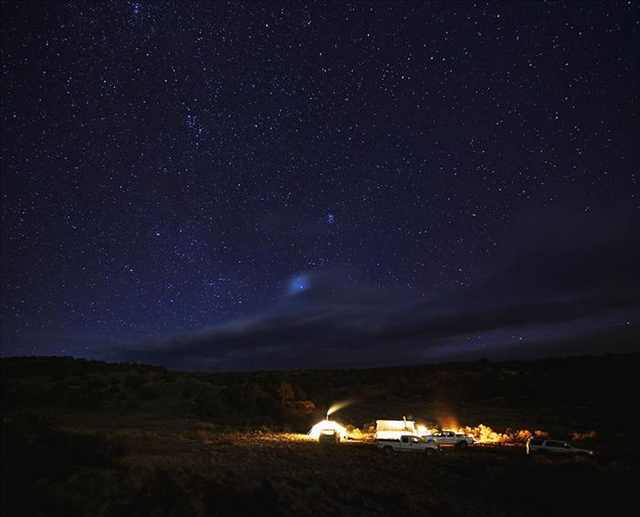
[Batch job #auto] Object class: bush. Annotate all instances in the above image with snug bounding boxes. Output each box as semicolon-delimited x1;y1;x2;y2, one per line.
123;374;145;390
138;384;159;400
3;413;125;516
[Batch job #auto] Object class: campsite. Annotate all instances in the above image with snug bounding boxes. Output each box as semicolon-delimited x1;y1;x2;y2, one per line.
3;354;638;516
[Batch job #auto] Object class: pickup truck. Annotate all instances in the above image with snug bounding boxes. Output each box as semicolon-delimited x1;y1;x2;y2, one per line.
426;430;475;448
377;434;440;455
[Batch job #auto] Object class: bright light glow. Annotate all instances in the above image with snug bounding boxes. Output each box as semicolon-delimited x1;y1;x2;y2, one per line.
416;424;428;436
308;419;348;440
375;419;419;440
287;273;310;294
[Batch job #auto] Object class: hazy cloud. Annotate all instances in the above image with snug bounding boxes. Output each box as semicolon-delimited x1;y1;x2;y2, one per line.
119;206;640;369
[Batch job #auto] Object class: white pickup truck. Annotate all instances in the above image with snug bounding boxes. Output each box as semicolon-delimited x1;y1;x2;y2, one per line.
376;434;440;455
426;430;475;448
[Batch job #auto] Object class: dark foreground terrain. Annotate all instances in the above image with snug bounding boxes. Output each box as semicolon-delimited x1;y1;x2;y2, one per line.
2;354;638;516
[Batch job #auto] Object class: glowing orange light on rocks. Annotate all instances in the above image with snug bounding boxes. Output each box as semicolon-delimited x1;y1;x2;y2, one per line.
418;420;548;444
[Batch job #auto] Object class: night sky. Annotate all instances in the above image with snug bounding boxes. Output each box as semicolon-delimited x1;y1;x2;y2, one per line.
2;1;639;369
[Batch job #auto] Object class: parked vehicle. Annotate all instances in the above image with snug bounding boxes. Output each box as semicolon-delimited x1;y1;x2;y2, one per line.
377;434;440;455
426;430;475;448
526;438;594;456
318;429;341;445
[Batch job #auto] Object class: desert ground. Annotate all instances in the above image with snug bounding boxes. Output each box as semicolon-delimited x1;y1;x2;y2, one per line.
3;354;638;516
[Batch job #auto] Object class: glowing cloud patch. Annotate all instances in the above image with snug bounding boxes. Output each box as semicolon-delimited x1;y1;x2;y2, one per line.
287;273;310;294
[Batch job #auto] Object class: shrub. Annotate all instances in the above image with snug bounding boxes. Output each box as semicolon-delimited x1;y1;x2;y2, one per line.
123;373;145;390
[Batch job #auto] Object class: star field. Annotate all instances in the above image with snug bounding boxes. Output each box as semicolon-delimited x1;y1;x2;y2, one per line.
2;1;639;363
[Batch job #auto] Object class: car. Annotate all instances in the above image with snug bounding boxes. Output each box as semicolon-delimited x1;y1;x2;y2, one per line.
427;430;475;448
377;434;440;455
526;438;594;456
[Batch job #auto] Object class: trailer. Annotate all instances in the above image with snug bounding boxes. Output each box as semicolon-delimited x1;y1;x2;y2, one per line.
375;419;418;440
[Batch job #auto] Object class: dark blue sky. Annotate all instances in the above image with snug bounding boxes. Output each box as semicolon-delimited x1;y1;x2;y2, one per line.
2;1;638;368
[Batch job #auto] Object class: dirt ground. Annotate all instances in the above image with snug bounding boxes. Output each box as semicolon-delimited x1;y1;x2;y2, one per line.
3;355;638;516
16;417;632;517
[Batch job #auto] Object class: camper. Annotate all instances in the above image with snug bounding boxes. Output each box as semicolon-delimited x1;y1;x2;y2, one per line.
375;419;419;440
